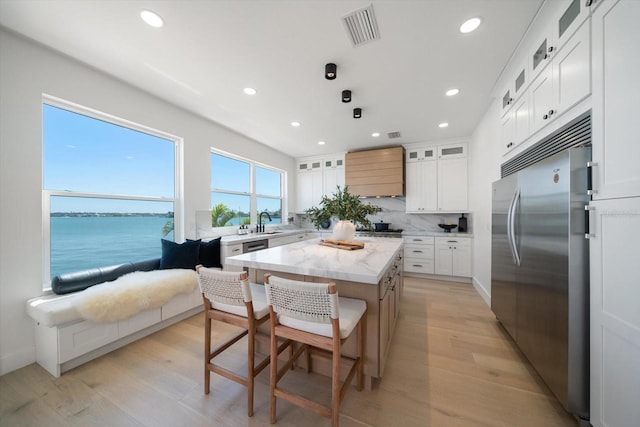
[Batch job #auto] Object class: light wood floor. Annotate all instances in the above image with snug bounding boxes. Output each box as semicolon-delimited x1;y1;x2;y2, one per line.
0;277;577;426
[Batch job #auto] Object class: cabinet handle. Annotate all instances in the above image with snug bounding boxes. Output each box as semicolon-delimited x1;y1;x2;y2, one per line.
548;109;555;116
587;161;597;196
585;0;593;7
543;114;549;120
413;264;423;268
507;142;513;148
548;46;554;53
585;205;595;239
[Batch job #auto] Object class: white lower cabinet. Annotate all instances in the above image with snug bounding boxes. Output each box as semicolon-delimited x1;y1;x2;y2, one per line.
269;232;310;247
403;236;434;274
589;196;640;427
38;289;203;377
434;237;472;277
221;243;243;271
59;320;120;363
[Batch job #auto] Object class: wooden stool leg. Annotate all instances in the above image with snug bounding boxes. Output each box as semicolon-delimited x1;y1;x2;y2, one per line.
357;314;365;391
332;338;341;427
247;327;255;417
270;322;277;424
204;314;211;394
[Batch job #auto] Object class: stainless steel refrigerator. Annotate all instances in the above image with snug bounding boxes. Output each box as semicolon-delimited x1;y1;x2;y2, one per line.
491;146;590;421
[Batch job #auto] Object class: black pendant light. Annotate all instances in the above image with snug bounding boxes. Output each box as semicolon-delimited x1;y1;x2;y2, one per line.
353;108;362;119
342;90;352;103
325;63;337;80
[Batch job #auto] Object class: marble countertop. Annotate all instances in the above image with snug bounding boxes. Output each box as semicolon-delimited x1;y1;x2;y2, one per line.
215;229;308;246
402;230;473;238
225;237;403;284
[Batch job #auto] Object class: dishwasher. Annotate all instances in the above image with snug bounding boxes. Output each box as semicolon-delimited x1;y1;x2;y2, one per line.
242;239;269;253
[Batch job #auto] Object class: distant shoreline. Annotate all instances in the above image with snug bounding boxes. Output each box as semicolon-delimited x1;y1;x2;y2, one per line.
51;212;173;218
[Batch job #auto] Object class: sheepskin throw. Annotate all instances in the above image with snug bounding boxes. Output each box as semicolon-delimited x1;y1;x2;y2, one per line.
76;269;197;323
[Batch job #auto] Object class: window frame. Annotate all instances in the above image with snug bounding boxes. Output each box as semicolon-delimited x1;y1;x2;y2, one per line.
41;94;184;287
210;148;286;229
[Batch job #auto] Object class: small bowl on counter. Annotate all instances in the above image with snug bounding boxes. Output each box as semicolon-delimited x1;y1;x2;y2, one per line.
438;224;458;233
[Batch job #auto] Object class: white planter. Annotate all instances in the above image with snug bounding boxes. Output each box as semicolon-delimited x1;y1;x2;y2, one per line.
332;220;355;241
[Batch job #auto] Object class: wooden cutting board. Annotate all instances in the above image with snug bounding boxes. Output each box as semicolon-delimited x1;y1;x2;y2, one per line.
319;238;365;250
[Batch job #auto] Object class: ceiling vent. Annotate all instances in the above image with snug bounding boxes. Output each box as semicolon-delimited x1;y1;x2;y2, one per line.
343;5;380;47
387;131;401;139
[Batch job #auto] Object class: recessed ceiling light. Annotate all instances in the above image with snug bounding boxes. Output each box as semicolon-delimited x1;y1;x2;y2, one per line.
371;132;380;137
318;141;325;145
140;10;164;28
459;17;481;33
445;88;460;96
439;122;449;128
291;121;300;127
243;87;257;95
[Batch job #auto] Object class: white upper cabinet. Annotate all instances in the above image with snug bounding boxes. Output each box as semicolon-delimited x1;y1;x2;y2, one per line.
296;153;346;212
322;154;345;198
437;154;468;212
554;0;591;51
296;158;323;212
591;0;640;200
405;143;467;213
498;0;592;156
405;156;437;212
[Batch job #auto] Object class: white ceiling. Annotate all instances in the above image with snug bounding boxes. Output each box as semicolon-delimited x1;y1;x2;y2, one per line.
0;0;543;158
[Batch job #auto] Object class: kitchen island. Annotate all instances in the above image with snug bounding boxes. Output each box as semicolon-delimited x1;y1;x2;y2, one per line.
226;237;404;388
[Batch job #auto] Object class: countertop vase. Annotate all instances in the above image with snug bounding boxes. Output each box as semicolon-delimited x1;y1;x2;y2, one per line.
333;220;355;241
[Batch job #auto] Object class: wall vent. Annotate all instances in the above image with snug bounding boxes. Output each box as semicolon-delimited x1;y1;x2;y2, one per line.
343;5;380;47
387;131;401;139
501;111;591;178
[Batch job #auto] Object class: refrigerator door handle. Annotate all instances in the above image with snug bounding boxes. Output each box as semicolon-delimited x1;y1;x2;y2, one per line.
508;188;521;266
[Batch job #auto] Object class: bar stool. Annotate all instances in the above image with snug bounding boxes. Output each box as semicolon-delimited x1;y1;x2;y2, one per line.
197;266;290;417
264;274;366;427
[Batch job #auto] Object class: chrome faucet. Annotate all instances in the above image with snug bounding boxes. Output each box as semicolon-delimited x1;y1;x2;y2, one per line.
258;211;272;232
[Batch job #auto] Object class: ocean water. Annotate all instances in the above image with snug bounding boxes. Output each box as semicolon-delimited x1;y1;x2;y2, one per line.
50;216;173;278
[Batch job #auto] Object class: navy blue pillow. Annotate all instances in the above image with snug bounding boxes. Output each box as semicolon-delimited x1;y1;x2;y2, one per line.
196;237;222;268
160;239;201;270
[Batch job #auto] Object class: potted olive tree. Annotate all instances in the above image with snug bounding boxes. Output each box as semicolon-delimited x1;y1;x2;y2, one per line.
306;185;377;241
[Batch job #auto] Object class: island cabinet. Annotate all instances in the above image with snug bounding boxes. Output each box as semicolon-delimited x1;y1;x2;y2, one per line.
225;237;404;389
379;250;403;377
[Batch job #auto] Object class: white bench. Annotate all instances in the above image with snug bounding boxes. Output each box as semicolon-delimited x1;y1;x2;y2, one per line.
26;269;205;377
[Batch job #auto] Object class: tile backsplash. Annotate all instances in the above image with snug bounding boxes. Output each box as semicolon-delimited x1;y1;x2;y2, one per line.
296;197;472;234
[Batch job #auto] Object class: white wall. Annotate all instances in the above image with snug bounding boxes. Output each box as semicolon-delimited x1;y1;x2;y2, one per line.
468;99;502;306
0;30;295;375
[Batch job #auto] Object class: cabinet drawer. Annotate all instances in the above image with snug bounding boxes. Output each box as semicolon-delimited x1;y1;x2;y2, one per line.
435;237;471;247
404;244;434;260
162;289;201;320
403;236;434;245
59;320;119;363
404;258;434;274
118;308;162;336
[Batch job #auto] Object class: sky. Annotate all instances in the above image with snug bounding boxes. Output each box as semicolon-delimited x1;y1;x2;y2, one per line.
44;104;282;214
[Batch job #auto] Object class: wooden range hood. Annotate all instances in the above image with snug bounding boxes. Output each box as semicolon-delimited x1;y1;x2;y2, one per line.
345;146;405;197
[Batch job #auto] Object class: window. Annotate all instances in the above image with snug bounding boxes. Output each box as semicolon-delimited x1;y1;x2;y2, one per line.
210;151;284;228
42;97;181;281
